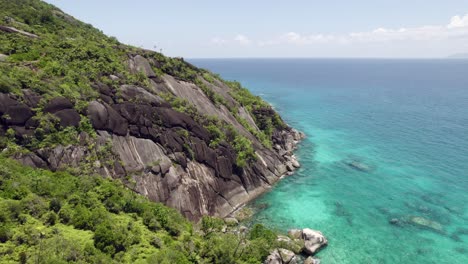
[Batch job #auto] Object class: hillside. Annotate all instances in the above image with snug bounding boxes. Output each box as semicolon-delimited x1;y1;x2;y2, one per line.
0;0;306;263
0;0;303;221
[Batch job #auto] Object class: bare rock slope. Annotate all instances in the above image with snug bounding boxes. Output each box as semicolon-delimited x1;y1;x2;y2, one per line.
2;54;303;221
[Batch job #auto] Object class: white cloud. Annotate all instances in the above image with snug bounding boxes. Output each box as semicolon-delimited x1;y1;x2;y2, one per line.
210;37;227;45
234;34;251;45
269;13;468;45
209;34;251;46
448;14;468;28
219;13;468;47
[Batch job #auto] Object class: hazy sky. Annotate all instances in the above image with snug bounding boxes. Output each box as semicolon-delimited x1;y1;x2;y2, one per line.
44;0;468;58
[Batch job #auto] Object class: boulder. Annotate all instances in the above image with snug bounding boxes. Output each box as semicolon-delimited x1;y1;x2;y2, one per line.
264;249;297;264
0;93;17;114
291;157;300;168
54;109;81;127
44;97;73;113
2;104;33;126
88;101;128;136
87;101;108;129
120;85;165;106
410;216;443;232
130;55;156;78
0;54;8;62
13;152;47;169
288;229;303;239
109;74;120;81
302;228;328;255
159;159;172;175
22;89;42;108
0;25;39;38
0;94;34;126
304;256;321;264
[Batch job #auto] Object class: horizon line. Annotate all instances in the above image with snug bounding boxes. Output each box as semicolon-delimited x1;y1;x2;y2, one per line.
186;57;468;60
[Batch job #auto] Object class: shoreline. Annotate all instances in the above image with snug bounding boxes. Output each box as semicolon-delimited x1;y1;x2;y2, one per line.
225;127;305;219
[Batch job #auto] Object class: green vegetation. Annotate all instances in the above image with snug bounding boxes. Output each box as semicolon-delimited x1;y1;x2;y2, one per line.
0;1;299;262
0;0;285;164
0;156;295;263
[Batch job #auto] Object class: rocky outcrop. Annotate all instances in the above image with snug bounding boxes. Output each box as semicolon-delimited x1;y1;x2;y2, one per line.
264;249;297;264
3;54;305;221
288;228;328;255
0;25;39;38
304;256;321;264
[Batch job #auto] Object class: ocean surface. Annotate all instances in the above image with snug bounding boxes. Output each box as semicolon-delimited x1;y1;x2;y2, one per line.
190;58;468;264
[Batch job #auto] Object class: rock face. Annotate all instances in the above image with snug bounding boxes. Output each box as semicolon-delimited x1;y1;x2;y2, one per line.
302;228;328;255
288;228;328;255
264;249;297;264
304;256;321;264
3;55;305;221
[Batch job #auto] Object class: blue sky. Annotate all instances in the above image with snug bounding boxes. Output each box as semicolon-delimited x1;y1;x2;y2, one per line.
44;0;468;58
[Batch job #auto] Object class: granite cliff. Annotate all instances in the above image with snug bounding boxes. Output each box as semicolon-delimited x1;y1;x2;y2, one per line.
0;0;303;221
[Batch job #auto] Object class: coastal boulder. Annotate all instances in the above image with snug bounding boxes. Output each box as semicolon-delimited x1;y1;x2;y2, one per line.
288;228;327;255
304;256;321;264
264;249;297;264
288;229;303;239
302;228;328;255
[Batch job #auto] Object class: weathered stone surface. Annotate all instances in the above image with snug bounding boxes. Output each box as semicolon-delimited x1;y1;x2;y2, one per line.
3;56;305;223
54;109;81;127
264;249;297;264
302;229;328;255
304;256;321;264
2;104;33;126
44;97;73;113
88;101;128;135
129;55;156;78
13;152;48;169
288;229;303;239
36;145;88;171
22;89;42;108
0;94;34;126
0;25;39;38
120;85;166;106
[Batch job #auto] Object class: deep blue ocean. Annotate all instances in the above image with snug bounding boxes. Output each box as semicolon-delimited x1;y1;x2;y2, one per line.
190;59;468;264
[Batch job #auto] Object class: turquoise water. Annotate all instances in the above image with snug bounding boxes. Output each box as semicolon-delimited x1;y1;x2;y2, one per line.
190;59;468;263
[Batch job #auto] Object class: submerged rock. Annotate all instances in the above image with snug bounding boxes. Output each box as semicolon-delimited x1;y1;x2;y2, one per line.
345;160;372;172
410;216;443;232
389;218;400;225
